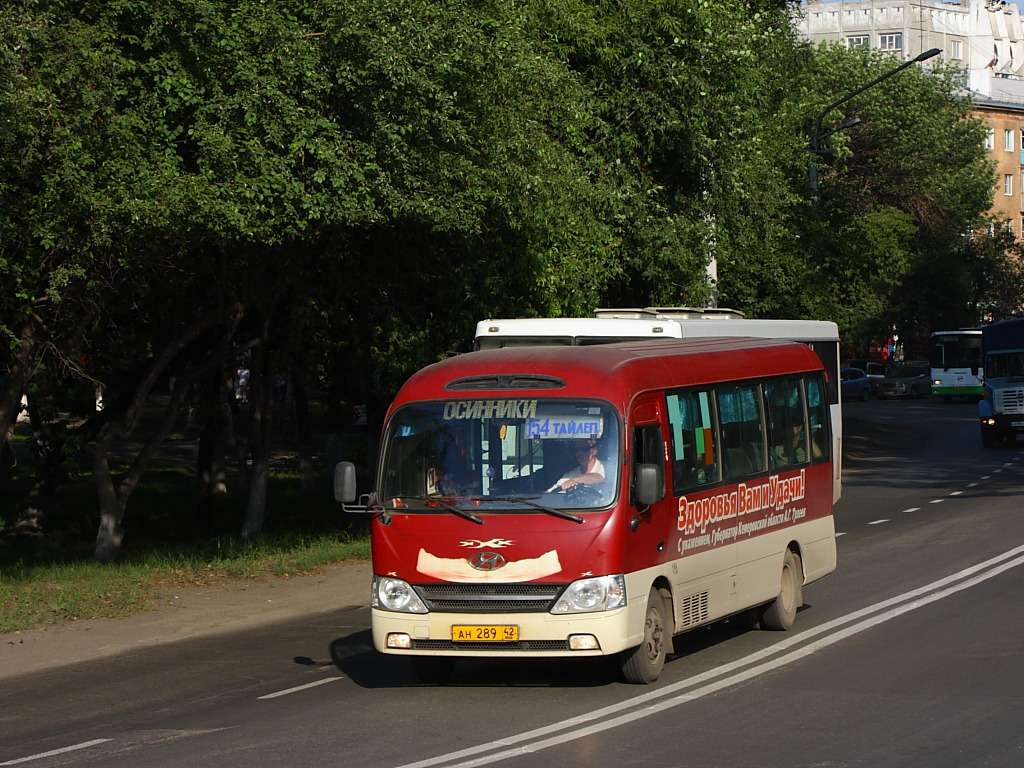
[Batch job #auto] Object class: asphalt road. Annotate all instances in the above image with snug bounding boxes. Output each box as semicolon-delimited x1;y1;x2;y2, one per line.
2;396;1022;768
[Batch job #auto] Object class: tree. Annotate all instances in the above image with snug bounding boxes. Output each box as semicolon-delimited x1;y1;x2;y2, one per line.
792;44;993;345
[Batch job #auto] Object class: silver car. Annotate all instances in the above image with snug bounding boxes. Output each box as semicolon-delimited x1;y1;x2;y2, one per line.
876;363;930;399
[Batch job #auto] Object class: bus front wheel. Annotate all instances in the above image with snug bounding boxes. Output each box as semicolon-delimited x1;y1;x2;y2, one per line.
761;550;802;631
620;588;670;684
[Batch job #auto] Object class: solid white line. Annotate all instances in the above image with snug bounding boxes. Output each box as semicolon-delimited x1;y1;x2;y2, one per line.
392;544;1024;768
258;676;344;700
0;739;112;766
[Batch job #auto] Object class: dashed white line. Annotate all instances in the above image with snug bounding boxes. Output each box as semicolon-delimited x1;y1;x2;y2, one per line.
868;519;890;525
949;491;963;497
930;499;945;504
257;676;344;700
902;507;921;513
0;739;112;766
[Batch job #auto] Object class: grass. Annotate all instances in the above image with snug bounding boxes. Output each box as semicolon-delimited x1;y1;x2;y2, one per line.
1;444;372;634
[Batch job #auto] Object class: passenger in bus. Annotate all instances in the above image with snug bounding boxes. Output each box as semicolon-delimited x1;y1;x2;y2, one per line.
546;438;605;492
774;422;823;465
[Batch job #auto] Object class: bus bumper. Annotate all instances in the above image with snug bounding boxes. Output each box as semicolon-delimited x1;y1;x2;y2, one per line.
370;605;640;658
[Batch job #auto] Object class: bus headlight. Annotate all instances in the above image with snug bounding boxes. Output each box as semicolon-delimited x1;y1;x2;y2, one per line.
372;576;428;613
551;575;626;614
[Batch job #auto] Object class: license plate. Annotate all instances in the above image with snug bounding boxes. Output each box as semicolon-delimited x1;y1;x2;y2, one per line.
451;625;519;642
1011;421;1024;428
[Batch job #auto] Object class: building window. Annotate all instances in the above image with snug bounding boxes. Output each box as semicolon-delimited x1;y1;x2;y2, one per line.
879;33;903;53
1006;129;1015;152
1004;174;1014;197
951;40;963;60
985;128;995;151
847;35;870;50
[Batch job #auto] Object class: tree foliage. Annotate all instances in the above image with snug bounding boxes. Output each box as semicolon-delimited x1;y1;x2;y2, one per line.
794;44;997;351
0;1;1008;558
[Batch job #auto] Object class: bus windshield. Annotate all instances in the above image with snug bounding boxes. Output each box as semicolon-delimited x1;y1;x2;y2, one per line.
379;399;620;511
986;351;1024;380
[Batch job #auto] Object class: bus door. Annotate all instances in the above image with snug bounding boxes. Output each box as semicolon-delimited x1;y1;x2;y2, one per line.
625;394;674;581
665;387;737;628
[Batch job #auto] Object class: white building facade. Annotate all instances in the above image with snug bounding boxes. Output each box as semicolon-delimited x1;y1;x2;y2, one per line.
798;1;1024;99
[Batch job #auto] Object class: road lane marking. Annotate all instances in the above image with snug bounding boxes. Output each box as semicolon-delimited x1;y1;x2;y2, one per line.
902;508;921;513
0;739;112;766
258;676;344;700
868;519;889;525
929;499;945;504
392;544;1024;768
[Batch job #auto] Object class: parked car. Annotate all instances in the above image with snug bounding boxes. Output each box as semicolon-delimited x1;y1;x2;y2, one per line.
843;359;889;395
840;367;871;401
875;362;930;399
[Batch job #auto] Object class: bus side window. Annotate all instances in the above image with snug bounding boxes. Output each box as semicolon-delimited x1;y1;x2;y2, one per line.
765;377;805;468
805;375;830;463
667;390;719;492
718;383;766;480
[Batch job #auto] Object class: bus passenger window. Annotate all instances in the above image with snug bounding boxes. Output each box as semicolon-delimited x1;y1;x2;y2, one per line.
765;378;805;468
805;375;830;463
667;390;720;492
718;384;765;480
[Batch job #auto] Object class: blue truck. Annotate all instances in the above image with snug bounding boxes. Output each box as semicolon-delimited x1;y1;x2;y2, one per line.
979;318;1024;447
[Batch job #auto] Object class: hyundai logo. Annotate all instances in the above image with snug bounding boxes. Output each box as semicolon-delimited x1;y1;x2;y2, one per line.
469;551;506;571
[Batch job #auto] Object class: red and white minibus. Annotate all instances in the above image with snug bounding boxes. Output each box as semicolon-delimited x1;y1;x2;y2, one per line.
335;338;837;683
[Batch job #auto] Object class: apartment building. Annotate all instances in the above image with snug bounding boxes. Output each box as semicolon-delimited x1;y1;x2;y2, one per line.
797;0;1024;237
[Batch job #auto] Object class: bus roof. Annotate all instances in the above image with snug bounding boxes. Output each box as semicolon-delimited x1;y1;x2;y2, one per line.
474;316;838;344
393;337;823;412
475;317;683;340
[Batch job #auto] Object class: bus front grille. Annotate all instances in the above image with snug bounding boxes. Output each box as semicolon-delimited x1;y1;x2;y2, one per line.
415;583;565;613
411;639;571;652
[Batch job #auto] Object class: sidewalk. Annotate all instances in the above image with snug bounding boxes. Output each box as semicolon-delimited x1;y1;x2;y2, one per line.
0;559;372;681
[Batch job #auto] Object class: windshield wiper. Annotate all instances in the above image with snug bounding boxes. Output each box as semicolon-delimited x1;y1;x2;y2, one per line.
486;496;584;524
391;495;484;525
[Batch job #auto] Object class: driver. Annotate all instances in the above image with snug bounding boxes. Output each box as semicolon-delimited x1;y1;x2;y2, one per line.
546;438;605;492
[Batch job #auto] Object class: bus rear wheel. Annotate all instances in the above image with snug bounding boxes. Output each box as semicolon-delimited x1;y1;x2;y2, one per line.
620;588;670;684
761;550;802;631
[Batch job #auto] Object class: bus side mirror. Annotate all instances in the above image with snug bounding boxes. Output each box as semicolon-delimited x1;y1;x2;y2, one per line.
634;463;665;507
334;461;358;503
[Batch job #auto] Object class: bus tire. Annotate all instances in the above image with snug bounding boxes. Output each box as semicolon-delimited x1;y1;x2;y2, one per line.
410;656;456;684
761;550;802;631
620;588;669;684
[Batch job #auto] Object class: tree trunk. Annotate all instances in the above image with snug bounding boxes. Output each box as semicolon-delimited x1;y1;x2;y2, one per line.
93;440;126;564
196;373;231;524
293;373;315;495
0;316;44;446
15;400;63;532
240;342;272;540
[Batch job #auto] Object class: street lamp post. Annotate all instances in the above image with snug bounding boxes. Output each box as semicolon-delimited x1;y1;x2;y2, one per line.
809;47;942;206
